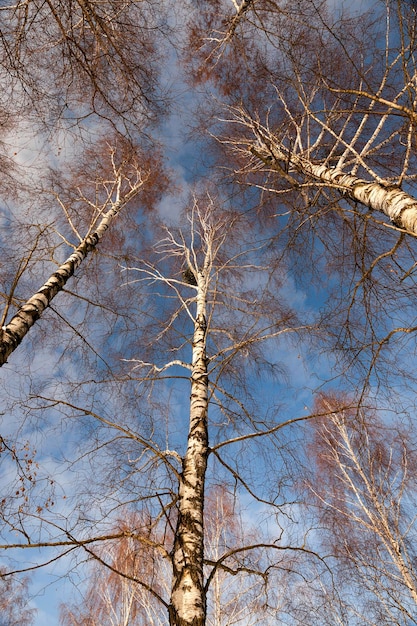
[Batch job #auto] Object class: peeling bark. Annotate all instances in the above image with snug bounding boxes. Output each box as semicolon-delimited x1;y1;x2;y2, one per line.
300;160;417;235
0;184;140;366
251;145;417;236
169;272;209;626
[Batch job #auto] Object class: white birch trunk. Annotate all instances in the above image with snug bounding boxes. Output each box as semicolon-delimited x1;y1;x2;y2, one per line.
251;146;417;235
169;271;209;626
300;159;417;234
0;185;140;366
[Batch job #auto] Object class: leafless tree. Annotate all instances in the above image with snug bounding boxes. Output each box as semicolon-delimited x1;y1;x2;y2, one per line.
0;0;165;128
60;511;169;626
0;567;35;626
304;393;417;625
189;0;417;229
60;486;272;626
0;194;323;626
115;196;308;625
3;1;417;624
0;138;165;366
0;0;171;368
185;0;417;396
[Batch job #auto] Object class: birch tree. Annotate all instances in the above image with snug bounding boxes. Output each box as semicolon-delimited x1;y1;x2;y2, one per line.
0;194;320;625
185;0;417;392
59;512;169;626
0;568;35;626
189;0;417;232
4;0;417;622
0;0;164;127
120;197;304;626
59;487;267;626
204;486;271;626
304;394;417;625
0;138;165;366
0;0;169;367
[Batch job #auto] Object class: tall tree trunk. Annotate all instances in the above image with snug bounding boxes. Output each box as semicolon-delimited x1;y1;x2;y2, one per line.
0;184;141;367
169;271;209;626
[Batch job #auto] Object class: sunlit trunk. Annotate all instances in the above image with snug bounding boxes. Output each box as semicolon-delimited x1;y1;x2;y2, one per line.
252;145;417;235
0;185;140;367
169;271;209;626
298;158;417;234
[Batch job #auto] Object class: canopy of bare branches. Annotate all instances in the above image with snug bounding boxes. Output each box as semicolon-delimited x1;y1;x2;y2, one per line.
0;1;417;625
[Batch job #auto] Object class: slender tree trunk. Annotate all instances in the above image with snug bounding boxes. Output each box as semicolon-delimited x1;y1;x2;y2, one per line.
0;185;140;366
169;271;209;626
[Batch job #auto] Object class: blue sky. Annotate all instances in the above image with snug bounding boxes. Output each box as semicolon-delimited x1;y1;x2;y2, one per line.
1;0;417;624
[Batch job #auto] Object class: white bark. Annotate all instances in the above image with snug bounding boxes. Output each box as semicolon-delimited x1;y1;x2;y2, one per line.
170;270;209;626
228;0;253;37
315;405;417;612
251;145;417;236
298;159;417;235
0;183;142;366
